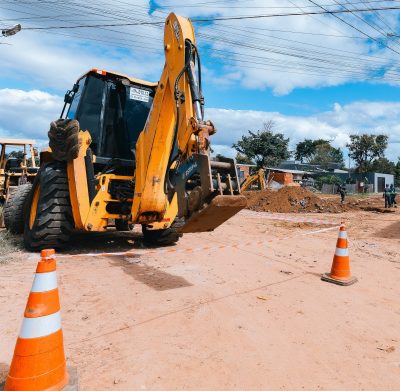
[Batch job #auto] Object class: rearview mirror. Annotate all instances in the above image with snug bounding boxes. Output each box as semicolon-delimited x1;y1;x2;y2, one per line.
64;90;73;104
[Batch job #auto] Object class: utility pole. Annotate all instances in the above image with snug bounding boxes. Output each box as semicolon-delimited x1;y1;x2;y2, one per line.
348;153;351;179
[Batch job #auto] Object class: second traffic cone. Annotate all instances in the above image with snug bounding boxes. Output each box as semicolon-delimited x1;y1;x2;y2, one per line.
4;249;70;391
321;223;357;286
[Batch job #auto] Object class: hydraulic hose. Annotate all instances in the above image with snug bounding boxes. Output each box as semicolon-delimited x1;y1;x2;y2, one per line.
165;39;194;194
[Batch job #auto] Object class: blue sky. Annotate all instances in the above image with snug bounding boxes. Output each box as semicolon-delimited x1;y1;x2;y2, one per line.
204;81;400;115
0;0;399;162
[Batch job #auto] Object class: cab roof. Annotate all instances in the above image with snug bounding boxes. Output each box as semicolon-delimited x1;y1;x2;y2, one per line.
78;68;158;88
0;138;36;146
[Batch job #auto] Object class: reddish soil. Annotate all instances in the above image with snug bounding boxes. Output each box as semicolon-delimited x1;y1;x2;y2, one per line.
0;208;399;390
245;187;391;213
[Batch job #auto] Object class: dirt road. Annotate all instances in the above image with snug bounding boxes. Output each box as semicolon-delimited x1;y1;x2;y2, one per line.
0;209;399;390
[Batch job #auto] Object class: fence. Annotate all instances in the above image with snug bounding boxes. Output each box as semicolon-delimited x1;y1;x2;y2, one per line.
321;184;374;194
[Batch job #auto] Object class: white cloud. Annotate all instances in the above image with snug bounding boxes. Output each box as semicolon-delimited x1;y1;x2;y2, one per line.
1;0;399;94
0;35;163;91
0;1;164;92
0;2;399;161
0;88;398;162
206;101;400;161
0;89;62;143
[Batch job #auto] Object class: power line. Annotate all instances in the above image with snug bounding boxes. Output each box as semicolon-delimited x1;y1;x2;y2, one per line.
358;0;397;31
156;0;400;9
198;31;399;76
339;0;400;49
306;0;400;55
204;24;391;61
14;5;400;30
216;25;366;39
333;0;389;36
2;0;399;84
191;5;400;22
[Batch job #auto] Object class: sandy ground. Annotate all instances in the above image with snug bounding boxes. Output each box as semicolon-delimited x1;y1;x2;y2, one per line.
0;207;399;390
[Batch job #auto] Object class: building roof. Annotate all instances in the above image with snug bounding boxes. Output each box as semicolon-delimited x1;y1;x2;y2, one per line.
333;169;349;173
266;167;313;175
236;163;257;167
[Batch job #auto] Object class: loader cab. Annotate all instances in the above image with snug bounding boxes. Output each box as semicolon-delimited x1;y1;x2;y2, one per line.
63;69;157;174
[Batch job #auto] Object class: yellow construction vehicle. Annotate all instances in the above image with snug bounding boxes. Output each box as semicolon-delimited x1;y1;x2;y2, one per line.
240;169;266;192
22;13;246;250
0;138;37;201
0;138;38;231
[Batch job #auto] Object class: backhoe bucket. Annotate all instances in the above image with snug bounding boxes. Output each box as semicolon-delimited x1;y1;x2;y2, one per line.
178;195;247;233
174;154;246;233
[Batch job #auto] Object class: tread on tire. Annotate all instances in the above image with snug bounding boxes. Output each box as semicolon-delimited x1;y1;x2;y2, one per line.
142;218;184;246
24;161;74;251
4;183;33;234
48;119;80;161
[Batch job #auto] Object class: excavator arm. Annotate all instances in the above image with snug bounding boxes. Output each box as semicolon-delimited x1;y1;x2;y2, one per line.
240;169;267;192
132;13;246;232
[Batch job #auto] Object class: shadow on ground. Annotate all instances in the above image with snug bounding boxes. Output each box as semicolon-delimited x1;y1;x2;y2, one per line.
376;220;400;239
111;259;192;291
62;230;154;255
1;228;180;257
1;229;145;256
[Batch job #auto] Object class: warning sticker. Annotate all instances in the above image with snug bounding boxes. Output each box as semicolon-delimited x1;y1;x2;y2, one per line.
129;87;150;102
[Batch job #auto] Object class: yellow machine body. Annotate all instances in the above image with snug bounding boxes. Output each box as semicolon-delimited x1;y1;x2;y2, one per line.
240;169;267;192
65;13;245;233
23;13;246;251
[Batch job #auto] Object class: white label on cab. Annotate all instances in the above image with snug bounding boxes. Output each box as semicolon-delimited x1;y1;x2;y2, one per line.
129;87;150;102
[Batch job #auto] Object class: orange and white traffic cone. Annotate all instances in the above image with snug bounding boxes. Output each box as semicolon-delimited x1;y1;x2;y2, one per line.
3;249;77;391
321;223;357;286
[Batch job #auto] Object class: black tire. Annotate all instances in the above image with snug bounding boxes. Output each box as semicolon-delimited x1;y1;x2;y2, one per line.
0;202;4;228
4;183;32;234
24;161;74;251
115;219;133;231
48;118;80;161
142;218;184;246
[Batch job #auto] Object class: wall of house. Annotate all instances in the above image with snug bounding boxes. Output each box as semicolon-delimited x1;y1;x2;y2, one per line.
328;172;394;193
374;173;394;192
268;171;293;185
237;165;251;183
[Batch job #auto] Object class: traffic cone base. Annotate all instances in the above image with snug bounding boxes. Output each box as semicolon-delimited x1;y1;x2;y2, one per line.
0;367;78;391
61;367;79;391
322;223;357;286
321;273;358;286
2;249;79;391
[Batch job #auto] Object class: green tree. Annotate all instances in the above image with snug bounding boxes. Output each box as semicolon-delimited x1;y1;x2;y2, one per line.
235;152;254;165
295;139;344;168
347;134;388;173
370;157;396;174
232;121;290;169
315;175;343;190
395;158;400;187
6;150;24;159
312;143;344;169
295;139;315;162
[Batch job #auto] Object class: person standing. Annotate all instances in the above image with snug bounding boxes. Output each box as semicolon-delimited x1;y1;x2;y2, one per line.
390;184;397;208
337;183;346;204
383;184;392;208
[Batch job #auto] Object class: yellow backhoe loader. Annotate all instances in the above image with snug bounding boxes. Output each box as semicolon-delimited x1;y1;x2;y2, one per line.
0;138;38;231
22;13;247;251
240;169;266;192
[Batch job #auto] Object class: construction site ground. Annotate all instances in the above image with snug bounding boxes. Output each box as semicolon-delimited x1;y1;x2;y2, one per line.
0;196;399;390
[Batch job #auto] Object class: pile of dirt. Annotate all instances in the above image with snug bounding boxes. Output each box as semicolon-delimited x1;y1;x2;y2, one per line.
244;187;353;213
